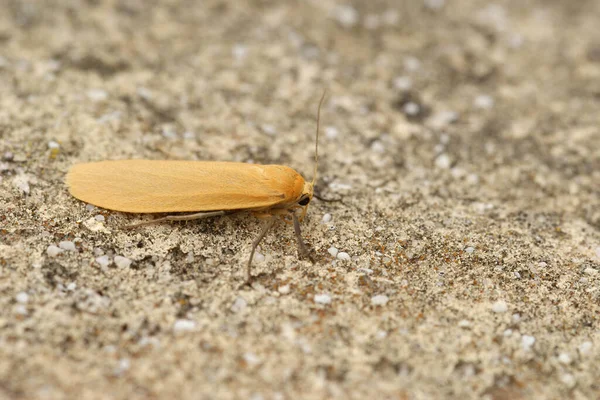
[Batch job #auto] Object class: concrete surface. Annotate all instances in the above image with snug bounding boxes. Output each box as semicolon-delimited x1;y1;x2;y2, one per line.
0;0;599;399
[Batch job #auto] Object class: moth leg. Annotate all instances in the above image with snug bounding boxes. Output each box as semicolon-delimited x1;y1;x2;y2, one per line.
292;212;315;263
246;217;276;284
125;210;228;229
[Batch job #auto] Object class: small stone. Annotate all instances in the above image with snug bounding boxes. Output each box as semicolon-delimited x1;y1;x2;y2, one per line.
66;282;77;291
491;300;508;313
521;335;535;350
578;341;592;356
474;95;494;109
13;174;30;194
560;373;576;389
48;141;60;149
231;297;247;313
458;320;471;328
314;294;331;304
114;256;132;268
334;5;358;28
435;153;452;169
322;213;332;223
173;319;197;333
403;102;420;116
325;126;339;139
253;251;265;262
95;215;105;222
328;247;339;257
424;0;445;10
15;292;29;303
337;252;350;261
404;56;421;71
261;124;277;136
278;285;290;294
47;245;63;257
87;89;108;102
243;352;260;367
583;267;597;275
59;241;76;252
14;304;28;316
371;295;389;306
2;152;13;161
114;358;130;376
95;255;111;268
393;76;412;91
557;352;572;365
465;246;475;254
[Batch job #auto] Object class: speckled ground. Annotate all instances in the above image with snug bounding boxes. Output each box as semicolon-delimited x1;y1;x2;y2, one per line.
0;0;599;399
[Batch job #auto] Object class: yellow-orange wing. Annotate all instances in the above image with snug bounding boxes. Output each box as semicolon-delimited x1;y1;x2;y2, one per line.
66;160;306;213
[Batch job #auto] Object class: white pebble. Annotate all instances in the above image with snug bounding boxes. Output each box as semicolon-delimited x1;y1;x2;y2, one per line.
87;89;108;102
261;124;277;136
503;329;513;337
538;261;547;268
557;352;572;365
114;358;130;376
14;304;28;315
337;252;351;261
370;140;385;153
253;251;265;262
595;246;600;259
474;95;494;109
465;246;475;254
95;215;105;222
325;126;339;140
435;153;452;169
278;285;290;294
46;245;63;257
59;241;76;252
458;320;471;328
404;56;421;71
491;300;508;313
13;174;30;194
66;282;77;291
114;256;132;268
403;102;420;116
393;76;412;91
328;247;339;257
48;141;60;149
243;352;260;367
15;292;29;303
231;297;247;313
560;373;576;389
424;0;445;10
314;294;332;304
521;335;536;350
173;319;197;333
334;5;358;28
95;255;110;268
578;341;592;356
466;173;479;185
371;295;389;306
322;213;332;223
232;44;248;61
583;267;597;275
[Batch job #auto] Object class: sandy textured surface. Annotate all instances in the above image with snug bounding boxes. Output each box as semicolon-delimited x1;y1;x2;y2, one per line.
1;0;599;399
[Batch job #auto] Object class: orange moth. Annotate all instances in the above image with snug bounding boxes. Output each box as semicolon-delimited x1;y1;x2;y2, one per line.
66;93;326;282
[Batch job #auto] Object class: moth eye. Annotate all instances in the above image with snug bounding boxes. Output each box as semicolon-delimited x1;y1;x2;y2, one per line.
298;197;310;206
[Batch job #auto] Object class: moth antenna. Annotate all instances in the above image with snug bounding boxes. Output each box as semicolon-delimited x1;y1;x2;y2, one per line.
312;90;326;187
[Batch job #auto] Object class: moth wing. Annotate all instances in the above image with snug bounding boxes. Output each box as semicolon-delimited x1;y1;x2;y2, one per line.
66;160;304;213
